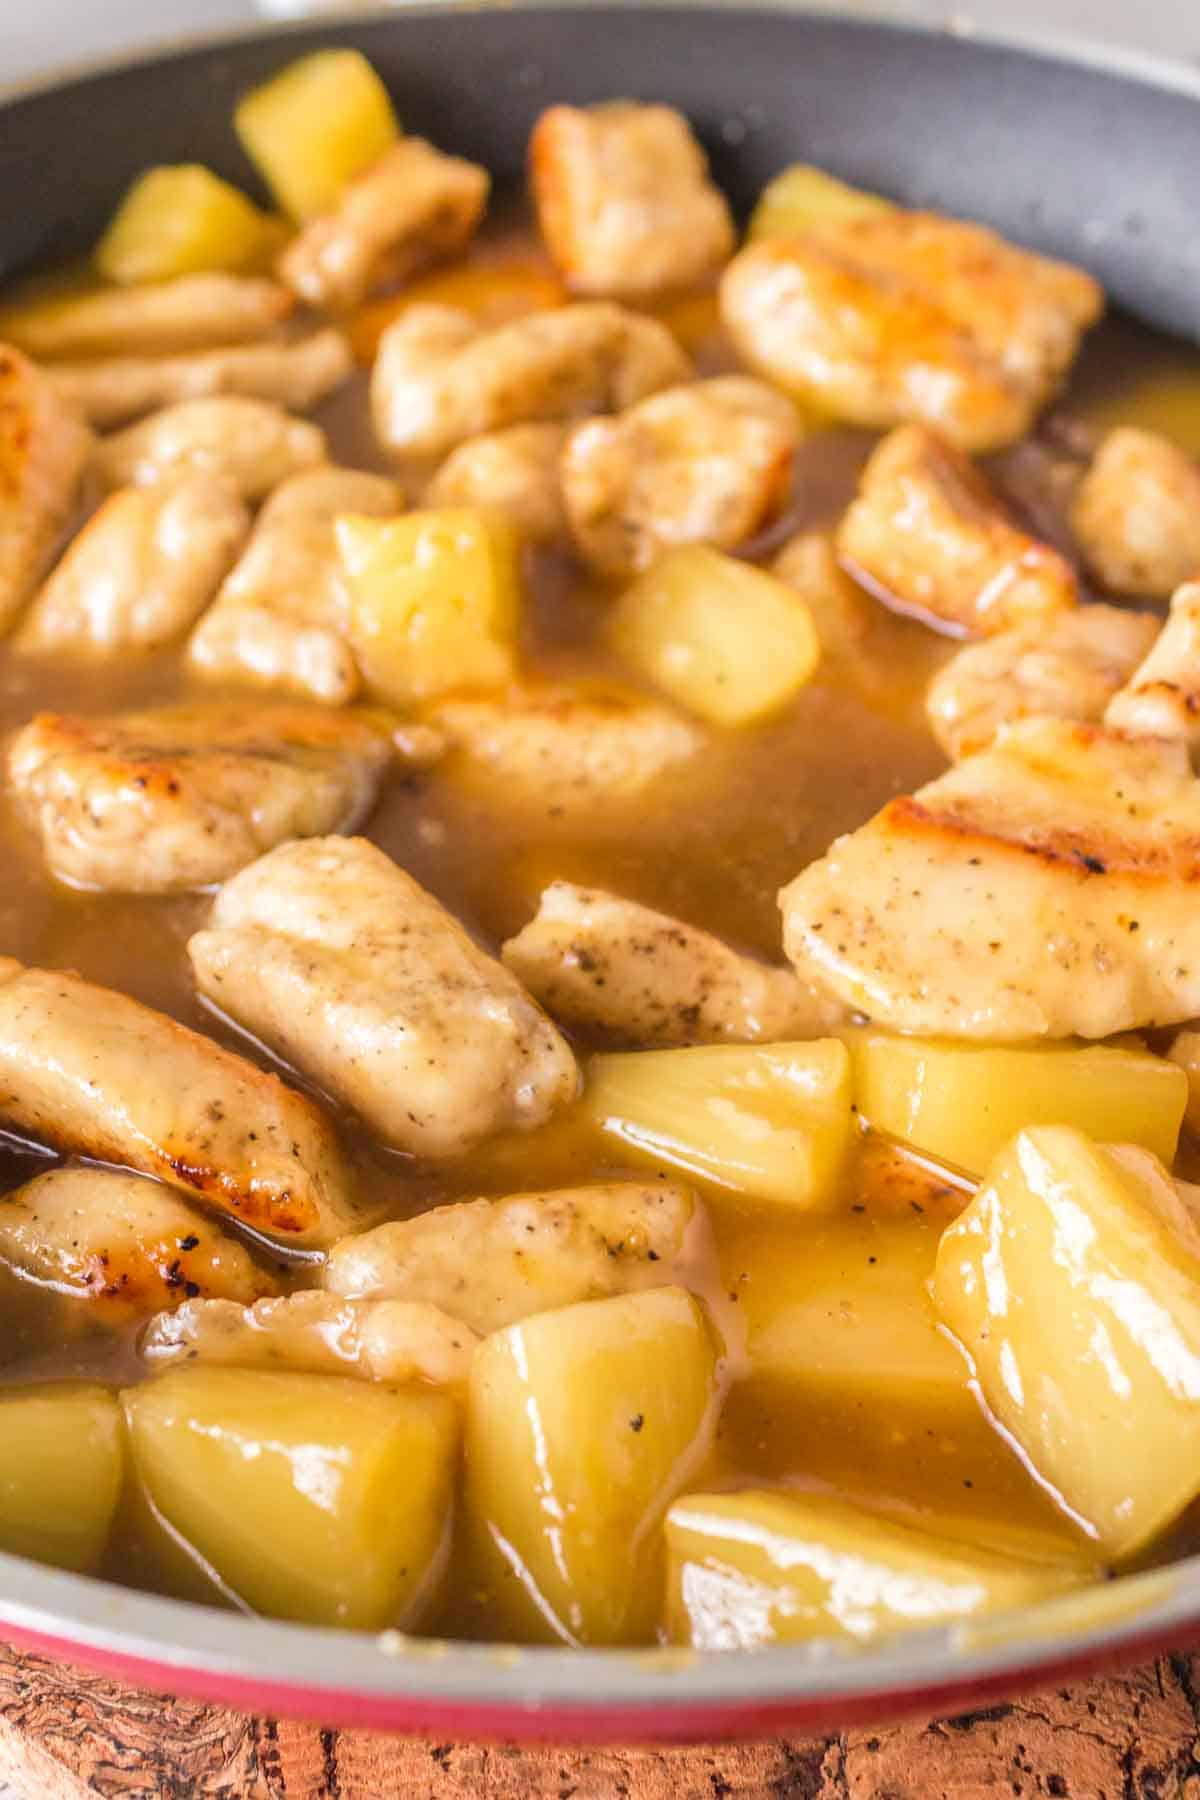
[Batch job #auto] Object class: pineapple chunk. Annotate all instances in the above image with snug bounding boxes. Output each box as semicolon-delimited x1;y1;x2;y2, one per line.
96;166;274;285
845;1030;1187;1176
747;164;895;242
235;50;400;222
124;1367;458;1627
665;1490;1085;1649
0;1384;124;1573
610;545;820;727
933;1125;1200;1558
339;508;521;706
465;1286;718;1645
582;1040;853;1208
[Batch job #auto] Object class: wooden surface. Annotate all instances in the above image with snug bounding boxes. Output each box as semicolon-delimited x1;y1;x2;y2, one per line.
1;1647;1200;1798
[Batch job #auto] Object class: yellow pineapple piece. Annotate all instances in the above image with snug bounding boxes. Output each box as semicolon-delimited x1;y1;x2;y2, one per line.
748;164;895;242
0;1383;124;1573
95;165;275;285
235;49;400;222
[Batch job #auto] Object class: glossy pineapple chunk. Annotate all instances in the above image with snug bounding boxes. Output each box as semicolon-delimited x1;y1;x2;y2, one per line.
845;1030;1187;1176
465;1286;718;1645
95;166;274;285
582;1040;853;1208
747;164;895;242
610;545;820;727
339;508;521;706
934;1126;1200;1559
0;1383;124;1574
665;1490;1085;1649
124;1367;458;1627
235;50;400;222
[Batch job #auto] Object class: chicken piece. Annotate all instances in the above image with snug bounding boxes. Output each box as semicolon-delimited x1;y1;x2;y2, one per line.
1105;582;1200;748
0;1167;271;1319
838;425;1078;637
188;836;579;1158
927;603;1159;761
1072;428;1200;598
370;301;691;460
502;882;842;1047
780;718;1200;1040
1;274;293;360
720;213;1102;453
0;961;350;1246
280;138;489;311
96;397;327;501
323;1181;706;1335
140;1291;478;1386
46;329;353;431
0;346;93;634
8;702;401;894
188;466;401;704
15;478;250;655
561;376;799;579
530;102;735;298
431;685;703;811
424;424;567;545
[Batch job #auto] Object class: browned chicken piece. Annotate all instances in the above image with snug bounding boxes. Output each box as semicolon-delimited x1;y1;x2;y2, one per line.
16;478;250;654
8;702;402;894
46;329;354;430
530;102;735;297
322;1180;709;1335
1071;427;1200;598
1105;581;1200;747
780;718;1200;1040
720;213;1102;453
188;836;580;1158
96;396;327;501
141;1291;479;1386
424;423;568;544
370;301;691;460
927;604;1160;761
0;274;293;360
0;960;351;1246
0;346;93;634
0;1167;272;1320
561;376;799;579
502;881;843;1046
280;138;490;311
188;466;401;704
838;424;1078;636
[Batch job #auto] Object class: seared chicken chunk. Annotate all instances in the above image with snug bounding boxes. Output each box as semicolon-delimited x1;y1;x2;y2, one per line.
927;603;1159;761
721;213;1102;452
188;836;579;1157
0;961;350;1245
561;376;799;579
370;301;690;460
16;478;249;654
0;346;93;634
1105;581;1200;748
188;466;400;704
424;423;568;544
502;882;842;1046
1072;428;1200;598
529;102;735;297
96;397;327;501
781;718;1200;1040
323;1181;706;1335
839;425;1078;636
47;329;353;430
8;702;400;894
1;274;292;360
280;138;489;311
141;1291;478;1386
0;1167;270;1319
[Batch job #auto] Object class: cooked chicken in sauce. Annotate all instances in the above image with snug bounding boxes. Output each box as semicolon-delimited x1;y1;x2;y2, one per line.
3;56;1200;1655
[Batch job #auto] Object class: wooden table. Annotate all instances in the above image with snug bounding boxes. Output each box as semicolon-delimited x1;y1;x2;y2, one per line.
1;1646;1199;1799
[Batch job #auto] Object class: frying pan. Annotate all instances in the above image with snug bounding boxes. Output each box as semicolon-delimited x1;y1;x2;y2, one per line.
3;1;1200;1742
